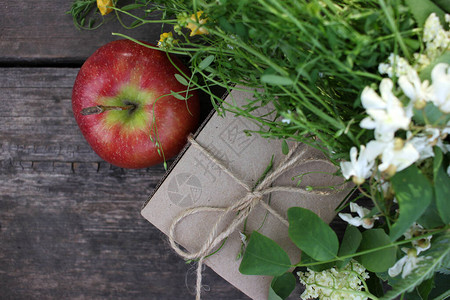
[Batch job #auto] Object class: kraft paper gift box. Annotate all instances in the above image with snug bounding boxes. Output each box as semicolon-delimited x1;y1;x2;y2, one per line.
141;88;351;299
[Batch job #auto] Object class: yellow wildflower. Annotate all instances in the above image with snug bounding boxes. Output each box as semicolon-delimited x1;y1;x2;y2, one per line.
157;32;178;49
97;0;113;16
186;11;209;36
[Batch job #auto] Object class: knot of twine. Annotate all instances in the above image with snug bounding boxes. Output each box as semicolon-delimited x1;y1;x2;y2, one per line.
168;134;336;299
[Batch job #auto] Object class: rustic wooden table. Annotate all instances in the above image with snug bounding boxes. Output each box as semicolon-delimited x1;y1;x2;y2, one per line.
0;1;348;299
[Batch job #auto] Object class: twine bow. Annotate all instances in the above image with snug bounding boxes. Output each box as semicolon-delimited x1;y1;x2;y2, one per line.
168;134;336;299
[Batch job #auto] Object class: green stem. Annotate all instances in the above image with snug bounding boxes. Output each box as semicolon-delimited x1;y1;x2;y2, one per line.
378;0;411;60
81;104;135;115
295;226;448;267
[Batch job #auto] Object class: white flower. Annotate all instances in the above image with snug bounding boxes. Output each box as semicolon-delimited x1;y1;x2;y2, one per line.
360;79;411;141
367;138;419;175
430;63;450;113
378;54;415;78
388;248;426;278
403;223;432;254
340;146;376;184
398;68;432;109
409;133;435;161
298;260;370;300
281;110;292;124
339;203;378;229
413;53;431;71
408;125;450;161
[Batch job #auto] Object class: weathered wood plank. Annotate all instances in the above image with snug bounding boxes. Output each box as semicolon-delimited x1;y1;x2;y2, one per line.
0;67;248;299
0;0;164;63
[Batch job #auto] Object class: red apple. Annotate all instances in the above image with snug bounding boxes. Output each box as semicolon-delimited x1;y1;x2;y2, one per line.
72;39;200;169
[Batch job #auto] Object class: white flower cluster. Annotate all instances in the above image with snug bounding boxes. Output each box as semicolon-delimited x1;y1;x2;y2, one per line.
380;13;450;72
421;13;450;65
341;63;449;184
341;13;450;185
298;260;370;300
388;223;432;278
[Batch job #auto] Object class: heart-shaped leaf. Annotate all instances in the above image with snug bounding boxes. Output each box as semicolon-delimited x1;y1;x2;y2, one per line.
288;207;339;261
239;231;291;276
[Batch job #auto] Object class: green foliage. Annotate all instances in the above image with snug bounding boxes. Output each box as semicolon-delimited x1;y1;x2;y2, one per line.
390;165;434;241
268;272;296;300
287;207;339;261
67;0;104;30
174;73;189;86
71;0;429;161
357;229;397;273
239;231;291;276
381;231;450;299
281;140;289;155
336;225;362;269
413;100;450;126
405;0;447;27
433;147;450;224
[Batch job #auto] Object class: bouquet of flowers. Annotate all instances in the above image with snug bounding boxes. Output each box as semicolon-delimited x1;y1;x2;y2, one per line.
69;0;449;299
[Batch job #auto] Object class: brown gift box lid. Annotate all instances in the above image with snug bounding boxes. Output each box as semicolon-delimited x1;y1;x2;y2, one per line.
141;88;351;299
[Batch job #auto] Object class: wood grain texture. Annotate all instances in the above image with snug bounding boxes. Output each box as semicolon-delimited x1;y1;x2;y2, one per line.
0;0;162;63
0;68;248;299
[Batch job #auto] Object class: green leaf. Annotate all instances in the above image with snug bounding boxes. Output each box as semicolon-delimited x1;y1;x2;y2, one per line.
174;73;189;86
261;74;294;86
239;231;291;276
218;17;235;34
268;288;282;300
235;22;249;41
198;55;215;71
281;140;289;155
390;165;434;241
417;196;445;229
432;0;450;13
120;3;145;11
417;276;434;300
288;207;339;261
170;90;186;100
381;231;450;299
405;0;446;27
336;225;362;269
269;272;296;300
433;147;450;224
413;101;450;126
357;229;396;273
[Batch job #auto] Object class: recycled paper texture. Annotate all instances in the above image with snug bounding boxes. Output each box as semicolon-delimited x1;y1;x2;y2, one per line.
141;89;351;299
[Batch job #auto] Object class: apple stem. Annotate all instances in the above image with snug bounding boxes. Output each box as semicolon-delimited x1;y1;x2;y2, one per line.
81;105;136;116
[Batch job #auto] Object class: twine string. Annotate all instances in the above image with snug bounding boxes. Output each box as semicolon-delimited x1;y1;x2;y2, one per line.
168;134;336;300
